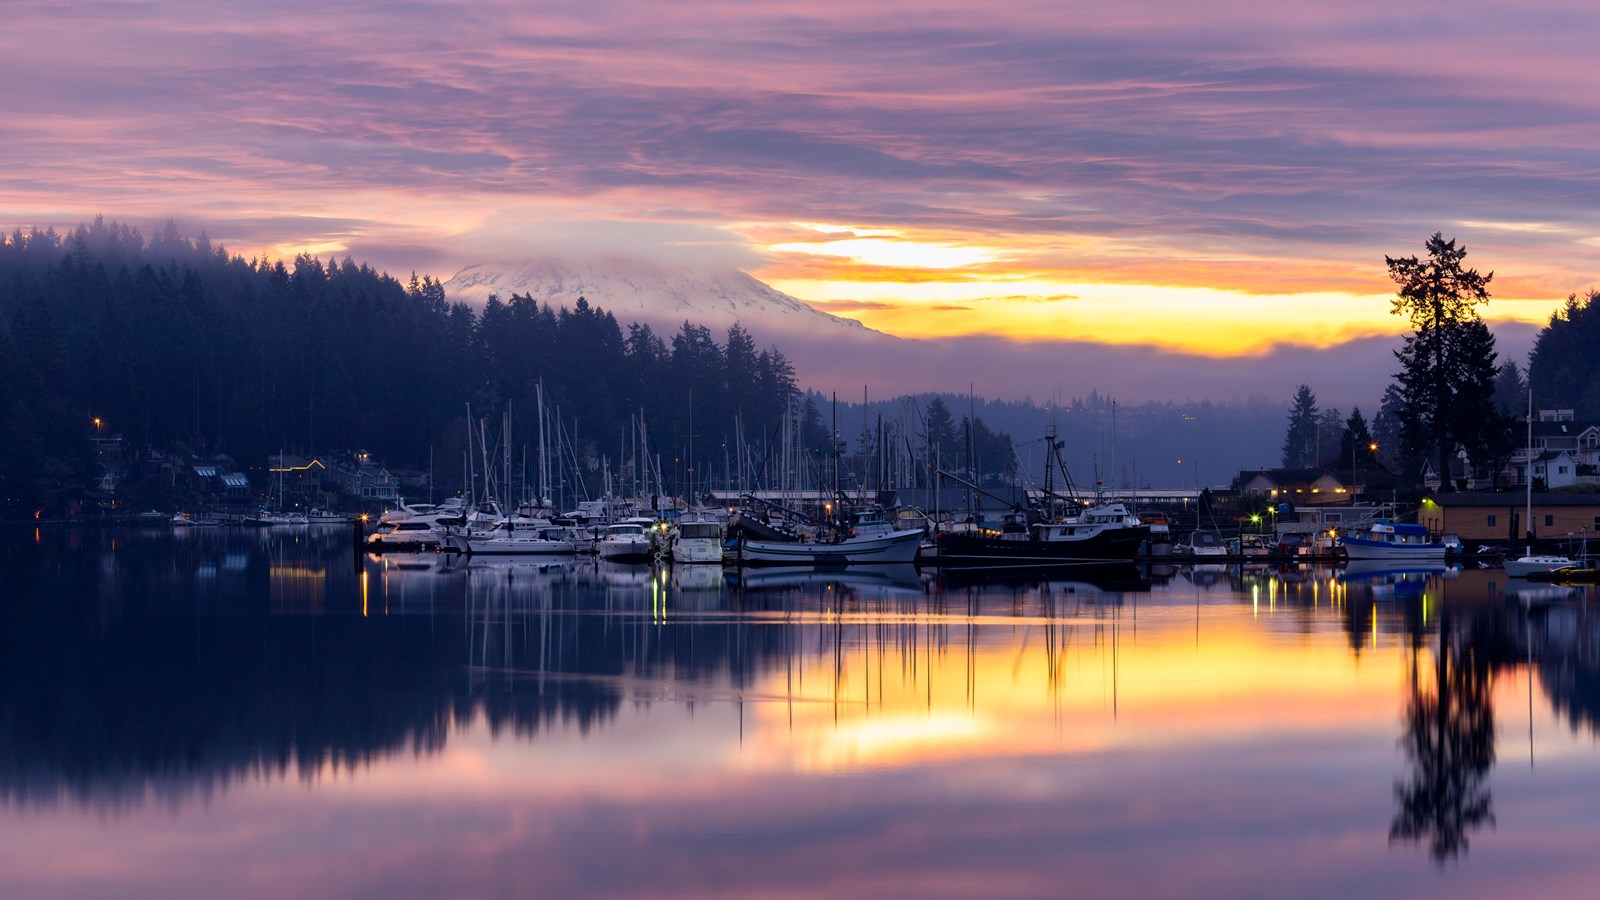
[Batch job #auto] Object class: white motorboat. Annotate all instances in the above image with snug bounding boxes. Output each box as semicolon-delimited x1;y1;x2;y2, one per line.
671;517;725;564
366;519;444;551
367;499;467;552
1188;529;1227;557
597;522;655;563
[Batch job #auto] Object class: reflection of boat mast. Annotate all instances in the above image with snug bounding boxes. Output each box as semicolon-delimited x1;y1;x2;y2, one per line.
1528;600;1535;770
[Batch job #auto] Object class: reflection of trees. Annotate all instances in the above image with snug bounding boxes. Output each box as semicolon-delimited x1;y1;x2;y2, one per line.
1389;610;1497;862
1531;601;1600;737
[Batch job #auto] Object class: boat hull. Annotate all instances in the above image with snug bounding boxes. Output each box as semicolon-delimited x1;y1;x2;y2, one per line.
736;529;922;566
935;526;1147;567
367;535;440;552
672;540;725;564
461;536;576;556
1338;538;1446;562
1505;556;1577;578
598;539;654;563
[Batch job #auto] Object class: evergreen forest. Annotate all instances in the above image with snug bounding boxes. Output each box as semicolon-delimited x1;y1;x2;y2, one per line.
0;219;1029;517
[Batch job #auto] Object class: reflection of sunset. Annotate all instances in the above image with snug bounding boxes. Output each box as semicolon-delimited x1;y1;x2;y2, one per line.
753;609;1404;772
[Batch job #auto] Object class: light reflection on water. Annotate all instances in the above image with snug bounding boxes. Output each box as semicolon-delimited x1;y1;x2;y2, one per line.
2;528;1600;898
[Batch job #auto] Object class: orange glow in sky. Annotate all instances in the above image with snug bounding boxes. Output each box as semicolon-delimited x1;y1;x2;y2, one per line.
752;223;1565;354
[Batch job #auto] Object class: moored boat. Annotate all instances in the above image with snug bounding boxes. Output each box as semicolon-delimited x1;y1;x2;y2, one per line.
597;521;655;563
367;519;444;551
1505;553;1579;578
935;502;1148;567
671;517;725;564
1336;520;1445;561
735;519;922;566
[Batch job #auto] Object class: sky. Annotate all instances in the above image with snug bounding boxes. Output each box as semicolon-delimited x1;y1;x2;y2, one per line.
4;0;1597;388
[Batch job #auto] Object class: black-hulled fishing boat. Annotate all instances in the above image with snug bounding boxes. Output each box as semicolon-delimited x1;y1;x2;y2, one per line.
935;502;1148;566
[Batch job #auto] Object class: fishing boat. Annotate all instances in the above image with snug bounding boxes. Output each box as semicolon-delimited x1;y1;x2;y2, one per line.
1140;513;1174;556
1336;520;1446;561
935;502;1148;567
735;519;923;566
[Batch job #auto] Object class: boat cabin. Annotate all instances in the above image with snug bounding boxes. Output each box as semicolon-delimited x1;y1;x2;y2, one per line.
1357;521;1433;545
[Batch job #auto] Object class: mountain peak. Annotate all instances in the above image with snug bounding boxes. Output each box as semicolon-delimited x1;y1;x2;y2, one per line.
443;257;875;339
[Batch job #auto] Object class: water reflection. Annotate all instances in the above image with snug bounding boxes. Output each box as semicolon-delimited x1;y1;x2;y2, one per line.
4;528;1600;893
1390;603;1498;861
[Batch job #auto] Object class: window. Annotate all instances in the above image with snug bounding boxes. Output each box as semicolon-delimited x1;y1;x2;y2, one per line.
1325;513;1343;523
1487;515;1497;527
1545;515;1555;527
1559;466;1569;475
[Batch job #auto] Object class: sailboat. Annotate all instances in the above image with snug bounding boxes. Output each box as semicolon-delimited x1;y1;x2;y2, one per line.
1506;388;1577;578
442;403;577;557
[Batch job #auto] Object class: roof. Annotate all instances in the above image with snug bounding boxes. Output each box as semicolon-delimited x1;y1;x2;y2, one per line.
220;473;250;487
1427;492;1600;507
1531;421;1599;439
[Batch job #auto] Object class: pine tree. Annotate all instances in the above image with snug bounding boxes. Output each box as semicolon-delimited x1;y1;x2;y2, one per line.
1281;384;1319;468
1338;406;1376;474
1491;361;1528;418
1386;234;1497;491
1316;407;1343;469
923;397;958;464
1529;290;1600;419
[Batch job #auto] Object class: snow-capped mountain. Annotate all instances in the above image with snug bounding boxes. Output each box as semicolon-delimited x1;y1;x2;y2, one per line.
442;257;878;340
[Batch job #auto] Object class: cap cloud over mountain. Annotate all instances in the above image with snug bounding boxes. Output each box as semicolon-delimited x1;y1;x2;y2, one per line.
444;257;874;338
442;257;1539;412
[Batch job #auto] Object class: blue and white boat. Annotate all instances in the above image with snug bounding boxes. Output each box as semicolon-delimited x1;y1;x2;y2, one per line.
735;519;923;566
1337;520;1446;561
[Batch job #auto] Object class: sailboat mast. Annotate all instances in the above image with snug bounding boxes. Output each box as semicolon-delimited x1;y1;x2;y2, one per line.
465;402;475;510
1526;384;1534;546
536;381;549;507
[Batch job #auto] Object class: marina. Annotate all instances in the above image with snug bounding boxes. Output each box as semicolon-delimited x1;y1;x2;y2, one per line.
4;525;1600;898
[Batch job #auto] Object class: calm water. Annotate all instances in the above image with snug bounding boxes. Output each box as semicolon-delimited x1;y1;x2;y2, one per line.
3;526;1600;899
